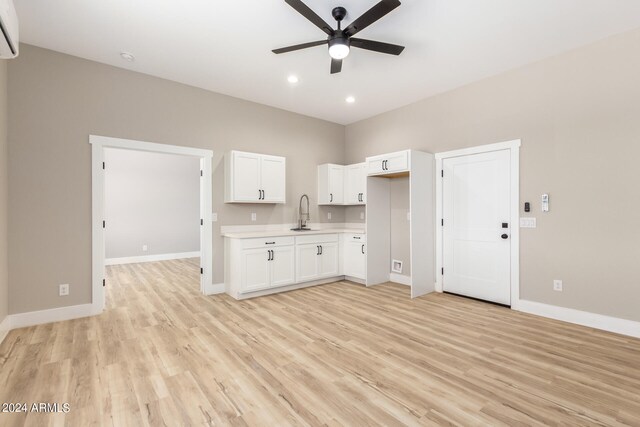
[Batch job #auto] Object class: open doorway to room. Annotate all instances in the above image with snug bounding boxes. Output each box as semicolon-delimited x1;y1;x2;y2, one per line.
90;136;213;313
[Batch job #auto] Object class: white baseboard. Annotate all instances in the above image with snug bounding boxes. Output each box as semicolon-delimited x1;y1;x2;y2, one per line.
7;303;98;331
0;315;10;346
517;300;640;339
204;283;225;296
390;273;411;286
105;251;200;266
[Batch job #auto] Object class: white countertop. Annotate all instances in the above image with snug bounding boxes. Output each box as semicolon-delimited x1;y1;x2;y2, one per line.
222;228;365;239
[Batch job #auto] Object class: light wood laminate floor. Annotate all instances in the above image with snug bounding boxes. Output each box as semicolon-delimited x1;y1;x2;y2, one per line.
1;258;639;426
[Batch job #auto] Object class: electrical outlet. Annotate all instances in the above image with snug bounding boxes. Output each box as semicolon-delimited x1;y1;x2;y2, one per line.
328;212;332;220
553;280;563;292
212;213;218;222
251;213;256;221
407;211;411;221
142;245;148;252
59;284;69;296
360;212;365;220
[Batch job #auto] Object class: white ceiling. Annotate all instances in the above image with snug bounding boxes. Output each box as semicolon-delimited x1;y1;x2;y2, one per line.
15;0;640;124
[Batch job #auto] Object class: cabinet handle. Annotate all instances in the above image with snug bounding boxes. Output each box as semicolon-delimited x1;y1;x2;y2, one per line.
330;193;333;202
320;245;323;255
317;245;320;255
267;250;271;261
270;250;274;261
362;244;365;254
265;242;275;245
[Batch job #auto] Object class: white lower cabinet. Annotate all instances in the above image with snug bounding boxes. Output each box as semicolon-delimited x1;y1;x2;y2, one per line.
343;234;366;280
226;232;364;299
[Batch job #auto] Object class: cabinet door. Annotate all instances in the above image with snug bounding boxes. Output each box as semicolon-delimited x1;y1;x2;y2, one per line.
233;152;261;201
344;164;362;205
296;244;321;282
358;163;367;203
344;242;366;280
319;242;340;278
328;165;344;204
270;246;295;288
366;156;386;175
385;151;409;173
241;248;270;293
261;155;286;203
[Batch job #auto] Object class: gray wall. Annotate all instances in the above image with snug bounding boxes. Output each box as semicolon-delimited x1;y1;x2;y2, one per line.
8;44;345;314
345;28;640;322
104;148;200;260
0;59;7;323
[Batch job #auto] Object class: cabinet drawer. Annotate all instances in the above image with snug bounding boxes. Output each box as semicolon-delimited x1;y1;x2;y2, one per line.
344;233;366;243
295;234;339;245
367;151;409;175
242;236;294;249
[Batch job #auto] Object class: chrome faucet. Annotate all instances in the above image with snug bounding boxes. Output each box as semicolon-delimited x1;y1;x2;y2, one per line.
298;194;310;229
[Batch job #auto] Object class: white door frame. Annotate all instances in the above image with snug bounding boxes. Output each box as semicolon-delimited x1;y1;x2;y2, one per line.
90;135;213;313
434;140;521;309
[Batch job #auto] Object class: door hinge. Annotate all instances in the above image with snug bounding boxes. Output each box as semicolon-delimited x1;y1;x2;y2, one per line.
103;279;106;287
200;170;203;177
200;268;203;275
102;220;106;229
102;162;105;170
441;268;444;275
441;170;444;177
200;219;203;226
441;219;444;226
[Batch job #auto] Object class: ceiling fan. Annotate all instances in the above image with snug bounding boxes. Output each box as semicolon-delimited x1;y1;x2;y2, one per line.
272;0;405;74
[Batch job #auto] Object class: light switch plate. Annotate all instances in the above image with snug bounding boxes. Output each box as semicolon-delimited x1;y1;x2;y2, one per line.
407;212;411;221
520;217;537;228
212;213;218;222
360;212;365;220
251;213;256;221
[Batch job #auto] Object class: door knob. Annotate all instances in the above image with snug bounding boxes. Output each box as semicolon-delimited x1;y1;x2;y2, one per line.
501;234;509;239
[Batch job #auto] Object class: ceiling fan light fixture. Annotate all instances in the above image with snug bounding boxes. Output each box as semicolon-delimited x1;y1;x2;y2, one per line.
328;37;350;60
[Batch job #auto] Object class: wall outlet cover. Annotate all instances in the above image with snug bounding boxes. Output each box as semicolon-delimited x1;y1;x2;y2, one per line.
59;283;70;296
142;245;148;252
251;213;256;221
212;213;218;222
391;260;403;274
360;212;365;220
553;280;563;291
328;212;332;220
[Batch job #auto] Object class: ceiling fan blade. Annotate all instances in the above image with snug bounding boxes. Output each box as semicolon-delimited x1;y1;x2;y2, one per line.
330;58;343;74
284;0;335;36
350;38;405;55
344;0;401;37
272;40;328;54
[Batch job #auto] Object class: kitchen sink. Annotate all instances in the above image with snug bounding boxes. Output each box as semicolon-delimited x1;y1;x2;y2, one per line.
290;227;312;232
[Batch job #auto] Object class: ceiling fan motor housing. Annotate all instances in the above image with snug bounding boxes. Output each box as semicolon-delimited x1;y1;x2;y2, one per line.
332;6;347;22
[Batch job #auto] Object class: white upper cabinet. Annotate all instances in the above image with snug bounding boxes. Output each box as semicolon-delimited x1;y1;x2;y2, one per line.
225;151;286;203
344;163;367;205
318;162;365;205
318;164;344;205
367;150;409;176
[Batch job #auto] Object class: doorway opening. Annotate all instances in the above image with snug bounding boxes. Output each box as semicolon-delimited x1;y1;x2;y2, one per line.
90;136;213;313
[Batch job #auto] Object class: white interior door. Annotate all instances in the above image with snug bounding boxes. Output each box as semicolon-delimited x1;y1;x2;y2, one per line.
443;150;511;305
261;155;286;202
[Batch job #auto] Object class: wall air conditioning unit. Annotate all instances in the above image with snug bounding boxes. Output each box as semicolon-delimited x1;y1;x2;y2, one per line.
0;0;18;58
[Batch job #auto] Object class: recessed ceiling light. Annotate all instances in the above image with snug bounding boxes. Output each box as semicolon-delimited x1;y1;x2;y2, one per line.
346;96;356;104
120;52;135;62
287;75;299;84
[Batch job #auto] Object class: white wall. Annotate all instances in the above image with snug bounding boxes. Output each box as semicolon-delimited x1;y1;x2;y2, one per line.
104;148;200;260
